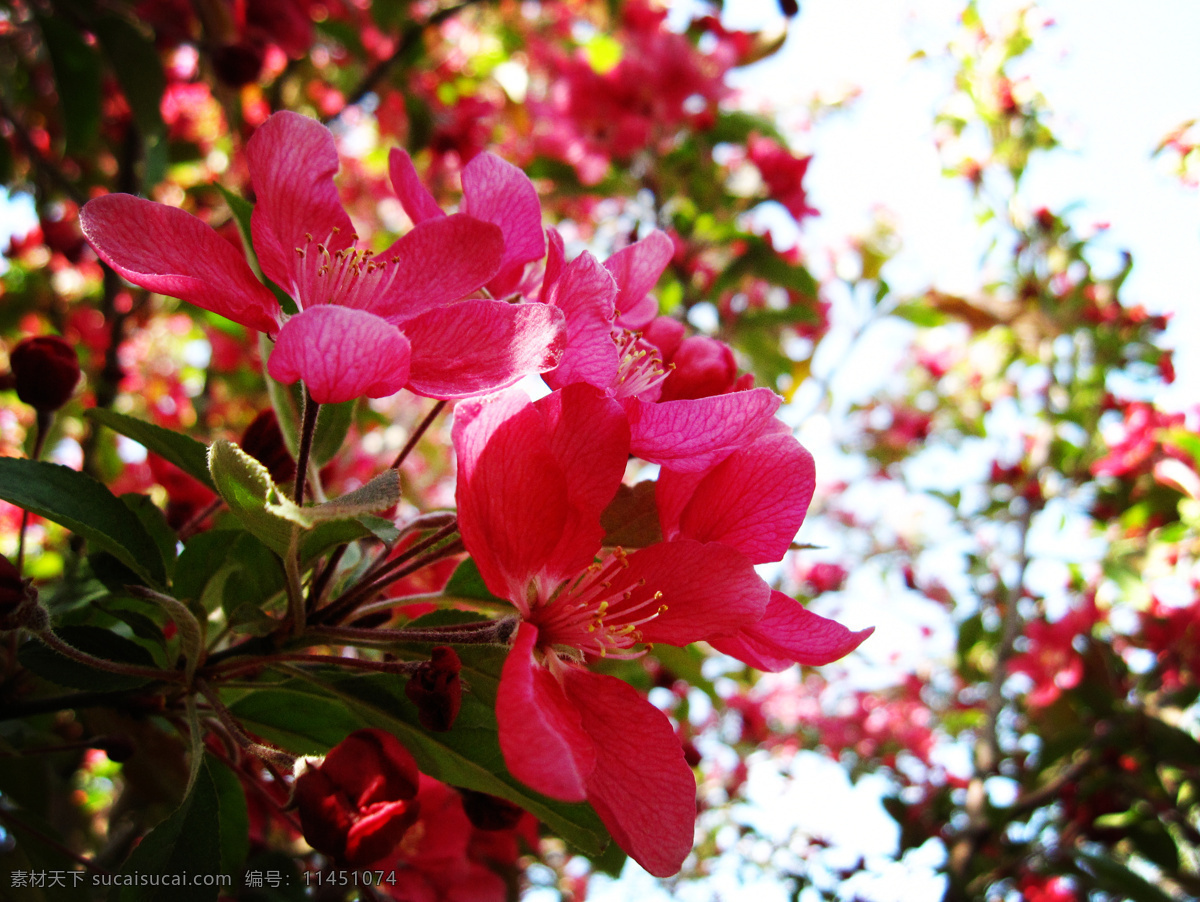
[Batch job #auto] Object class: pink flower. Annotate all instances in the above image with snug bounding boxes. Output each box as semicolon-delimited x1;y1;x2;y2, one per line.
540;234;782;472
80;112;566;404
454;383;780;875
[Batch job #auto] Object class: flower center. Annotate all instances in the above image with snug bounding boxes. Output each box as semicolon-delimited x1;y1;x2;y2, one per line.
530;548;668;660
291;229;403;313
612;331;672;401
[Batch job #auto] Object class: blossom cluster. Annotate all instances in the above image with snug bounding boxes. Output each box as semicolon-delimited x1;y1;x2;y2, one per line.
71;110;868;878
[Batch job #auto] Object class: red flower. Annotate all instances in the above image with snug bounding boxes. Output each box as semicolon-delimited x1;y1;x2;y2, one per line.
81;112;565;404
292;729;421;867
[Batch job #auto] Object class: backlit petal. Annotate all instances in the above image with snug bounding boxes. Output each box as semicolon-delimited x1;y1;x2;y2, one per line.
268;306;410;404
387;148;446;225
374;215;504;321
604;231;673;328
562;666;696;878
404;299;565;399
543;252;620;391
669;432;816;564
462;153;547;279
80;194;280;334
627;388;782;472
497;623;594;801
709;590;873;671
247;111;354;290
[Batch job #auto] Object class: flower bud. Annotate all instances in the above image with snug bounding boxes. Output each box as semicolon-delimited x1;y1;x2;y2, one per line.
458;787;524;831
292;729;421;867
0;555;42;631
240;409;296;484
404;646;462;732
9;336;81;412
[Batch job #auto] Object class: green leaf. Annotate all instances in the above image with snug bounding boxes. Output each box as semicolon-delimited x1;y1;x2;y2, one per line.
311;398;357;466
305;470;400;523
231;676;610;856
600;481;663;548
207;758;250;876
112;756;227;902
208;439;307;555
38;15;102;154
86;408;216;491
0;457;165;586
121;493;178;578
19;625;157;691
444;558;506;604
92;14;167;185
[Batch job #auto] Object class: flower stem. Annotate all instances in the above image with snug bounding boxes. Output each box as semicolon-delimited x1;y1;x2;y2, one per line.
196;678;296;771
16;409;52;573
308;616;517;648
34;629;184;683
293;387;320;507
391;399;447;470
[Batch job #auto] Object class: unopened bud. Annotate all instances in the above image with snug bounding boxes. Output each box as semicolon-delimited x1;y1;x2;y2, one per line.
404;646;462;732
9;336;81;412
0;555;43;631
458;788;524;831
241;409;296;484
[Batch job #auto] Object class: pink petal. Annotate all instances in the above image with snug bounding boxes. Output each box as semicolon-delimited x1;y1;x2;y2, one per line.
247;111;355;291
541;227;567;299
453;392;572;603
618;539;769;646
543;252;619;391
403;299;566;400
709;590;873;672
373;215;505;322
666;433;816;564
497;623;595;801
627;388;782;472
461;153;546;281
387;148;446;225
604;231;673;327
561;666;696;878
535;385;630;517
80;194;280;334
267;306;411;404
615;293;660;330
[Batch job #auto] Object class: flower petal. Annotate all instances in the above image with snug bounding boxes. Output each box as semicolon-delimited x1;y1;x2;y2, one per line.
454;391;571;603
627;388;782;472
374;215;505;321
604;230;673;328
497;623;595;801
404;299;565;400
543;251;620;391
247;111;355;290
80;194;280;334
387;148;446;225
618;539;769;646
709;590;873;671
461;153;546;292
562;666;696;878
267;306;411;404
665;432;815;564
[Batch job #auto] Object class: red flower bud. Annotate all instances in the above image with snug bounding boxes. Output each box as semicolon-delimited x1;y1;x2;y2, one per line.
404;646;462;732
292;729;421;867
0;555;43;631
9;336;81;412
458;787;525;831
240;409;296;484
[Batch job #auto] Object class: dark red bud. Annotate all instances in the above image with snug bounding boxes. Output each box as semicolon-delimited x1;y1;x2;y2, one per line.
292;729;421;867
9;336;81;412
211;41;266;87
458;788;525;831
240;409;297;484
404;646;462;732
0;555;41;630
